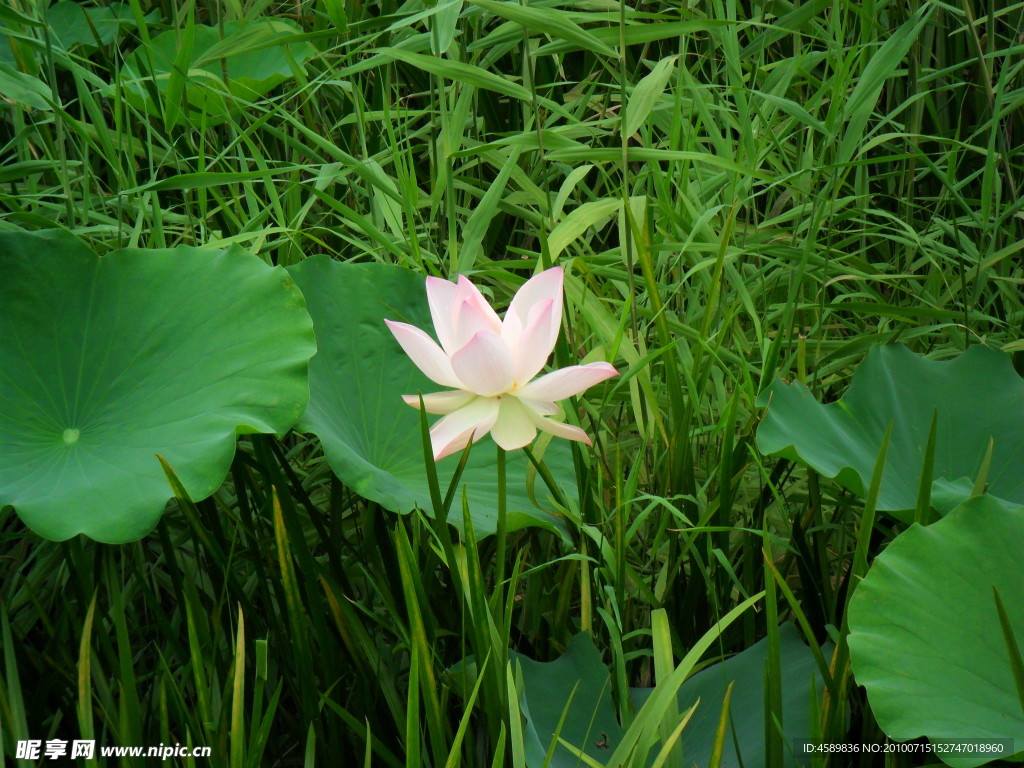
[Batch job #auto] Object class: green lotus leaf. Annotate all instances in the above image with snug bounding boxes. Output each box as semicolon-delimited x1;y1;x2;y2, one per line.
847;495;1024;767
120;19;315;126
288;256;577;538
47;2;157;52
756;344;1024;521
0;230;315;543
516;633;623;766
517;623;824;767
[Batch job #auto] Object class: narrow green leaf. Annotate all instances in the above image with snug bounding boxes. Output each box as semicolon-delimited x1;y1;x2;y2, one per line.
443;655;489;768
0;4;43;27
751;89;831;136
77;590;98;742
319;0;348;30
624;55;677;138
533;19;731;55
708;683;735;768
992;587;1024;717
650;702;697;768
230;605;246;768
430;0;463;55
395;524;448;764
851;423;893;588
467;0;617;58
507;661;526;768
459;146;522;271
272;488;314;722
651;608;680;762
972;436;995;498
377;48;571;119
763;543;783;768
162;9;195;128
545;147;770;178
913;409;939;525
1;606;31;757
0;63;52;109
837;4;934;164
548;198;620;260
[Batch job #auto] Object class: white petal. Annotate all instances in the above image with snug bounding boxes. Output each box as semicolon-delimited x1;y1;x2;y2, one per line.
516;362;618;401
402;390;476;414
501;309;525;356
429;397;499;460
455;276;503;327
504;267;562;355
450;276;502;351
520;402;592;445
490;396;538;451
450;329;517;397
433;427;477;462
534;417;592;445
513;298;556;384
507;267;563;330
517;397;558;416
385;320;463;388
425;276;459;355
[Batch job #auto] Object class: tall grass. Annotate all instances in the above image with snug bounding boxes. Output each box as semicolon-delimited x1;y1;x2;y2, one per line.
1;0;1022;764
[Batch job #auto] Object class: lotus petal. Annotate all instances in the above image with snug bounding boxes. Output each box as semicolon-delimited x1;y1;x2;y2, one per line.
517;362;618;401
430;397;500;460
491;396;539;451
384;320;463;389
451;330;517;397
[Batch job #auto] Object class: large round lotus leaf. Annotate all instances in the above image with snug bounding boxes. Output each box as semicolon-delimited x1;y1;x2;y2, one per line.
517;624;824;768
847;495;1024;767
288;257;577;538
0;230;315;543
120;19;315;126
757;344;1024;522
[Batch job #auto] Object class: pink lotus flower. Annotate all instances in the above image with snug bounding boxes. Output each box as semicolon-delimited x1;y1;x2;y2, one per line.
385;267;618;460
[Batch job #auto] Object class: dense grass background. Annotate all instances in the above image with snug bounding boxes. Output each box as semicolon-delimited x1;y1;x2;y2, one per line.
1;0;1023;764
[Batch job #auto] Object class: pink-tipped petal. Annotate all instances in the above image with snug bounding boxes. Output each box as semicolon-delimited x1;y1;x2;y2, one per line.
506;267;563;337
425;276;459;355
522;405;593;445
512;298;557;384
450;299;495;353
402;390;476;414
429;397;499;460
450;330;517;397
535;417;593;444
490;396;538;451
516;361;618;401
456;276;503;326
448;276;502;351
385;319;463;388
433;426;477;461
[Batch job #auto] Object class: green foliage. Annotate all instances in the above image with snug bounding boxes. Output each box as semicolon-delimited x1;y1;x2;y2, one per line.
120;19;316;127
0;230;315;542
847;496;1024;766
0;0;1022;764
517;623;825;768
46;2;154;51
757;344;1024;521
0;62;51;109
